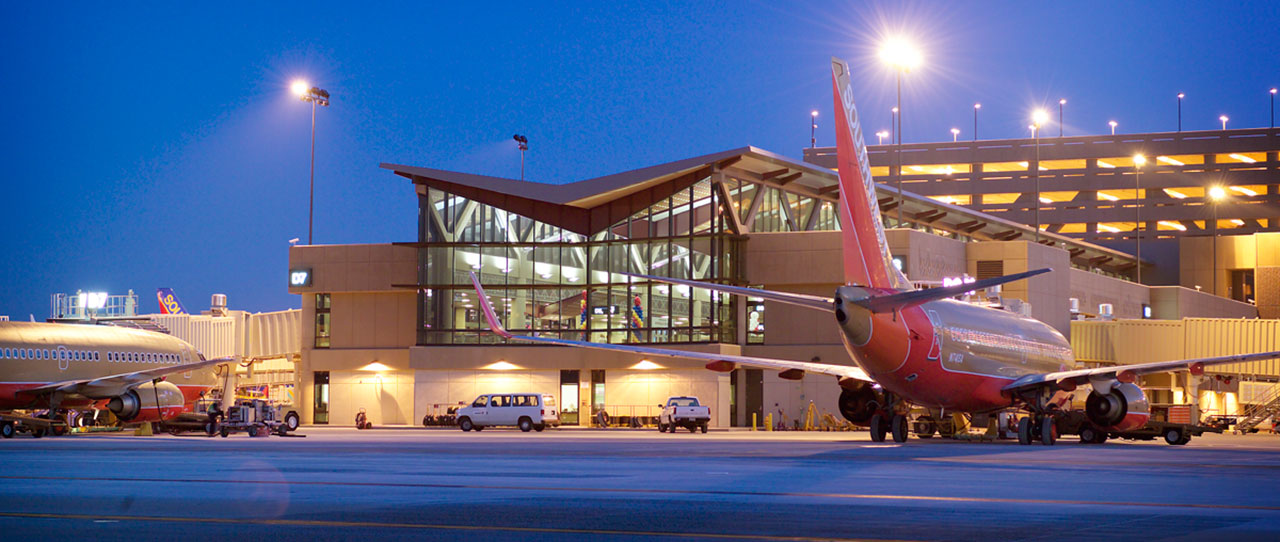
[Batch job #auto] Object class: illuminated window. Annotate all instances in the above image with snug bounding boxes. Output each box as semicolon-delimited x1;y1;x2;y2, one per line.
315;293;332;348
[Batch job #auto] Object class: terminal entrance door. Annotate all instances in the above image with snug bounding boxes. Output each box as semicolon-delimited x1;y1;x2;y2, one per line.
313;371;330;424
560;370;579;425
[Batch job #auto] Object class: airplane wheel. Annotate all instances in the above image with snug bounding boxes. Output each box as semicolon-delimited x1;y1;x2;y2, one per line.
914;416;937;439
891;415;909;443
1040;417;1056;446
1017;417;1032;445
1;422;14;438
869;413;887;442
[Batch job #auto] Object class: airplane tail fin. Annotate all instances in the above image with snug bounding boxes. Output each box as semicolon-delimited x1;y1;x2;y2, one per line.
830;57;908;290
156;288;187;315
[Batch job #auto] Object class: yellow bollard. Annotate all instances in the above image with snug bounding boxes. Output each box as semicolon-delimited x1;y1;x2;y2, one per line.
764;413;773;432
134;422;154;436
751;412;757;431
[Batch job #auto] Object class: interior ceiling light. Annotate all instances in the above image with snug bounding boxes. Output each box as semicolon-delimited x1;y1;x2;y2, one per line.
1230;186;1257;196
1097;160;1116;169
1229;153;1256;163
1157;156;1184;166
1098;192;1120;201
1164;189;1188;199
1159;221;1187;231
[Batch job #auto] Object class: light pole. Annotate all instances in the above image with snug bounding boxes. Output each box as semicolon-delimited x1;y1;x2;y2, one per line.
876;131;888;145
513;135;529;180
1220;115;1229;130
1177;93;1184;132
973;103;980;141
1109;120;1117;135
1059;99;1066;137
1032;109;1049;243
1208;185;1227;295
810;110;819;148
292;80;330;246
1133;154;1147;284
1271;88;1276;128
951;128;959;142
880;38;921;227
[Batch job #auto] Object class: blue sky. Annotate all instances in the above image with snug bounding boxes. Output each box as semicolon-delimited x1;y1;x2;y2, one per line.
2;2;1277;319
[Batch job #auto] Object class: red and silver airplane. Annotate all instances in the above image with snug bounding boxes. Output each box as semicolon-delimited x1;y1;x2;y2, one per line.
0;321;228;438
471;57;1280;445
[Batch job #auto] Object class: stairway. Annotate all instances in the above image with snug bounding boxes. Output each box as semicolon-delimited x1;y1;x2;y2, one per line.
1234;383;1280;434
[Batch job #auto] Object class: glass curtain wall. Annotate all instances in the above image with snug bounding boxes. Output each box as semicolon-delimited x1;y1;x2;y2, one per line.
415;177;744;346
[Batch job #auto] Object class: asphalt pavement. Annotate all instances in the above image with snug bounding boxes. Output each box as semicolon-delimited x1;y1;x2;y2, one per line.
1;427;1278;541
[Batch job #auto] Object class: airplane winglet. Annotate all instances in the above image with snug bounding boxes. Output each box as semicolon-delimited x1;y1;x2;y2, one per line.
469;272;513;339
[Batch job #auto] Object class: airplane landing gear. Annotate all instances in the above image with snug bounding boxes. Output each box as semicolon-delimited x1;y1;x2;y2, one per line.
1017;417;1032;445
890;414;909;443
869;413;888;442
1016;415;1058;446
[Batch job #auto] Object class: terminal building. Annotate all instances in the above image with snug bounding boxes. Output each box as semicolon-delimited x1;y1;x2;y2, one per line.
289;132;1279;429
804;126;1280;316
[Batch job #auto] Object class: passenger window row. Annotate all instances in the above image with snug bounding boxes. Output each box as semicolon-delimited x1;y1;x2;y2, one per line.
0;347;181;365
1;347;100;362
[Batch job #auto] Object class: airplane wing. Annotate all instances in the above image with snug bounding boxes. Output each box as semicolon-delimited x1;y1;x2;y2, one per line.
1003;350;1280;394
624;269;1049;314
623;273;834;312
469;272;871;383
16;356;235;399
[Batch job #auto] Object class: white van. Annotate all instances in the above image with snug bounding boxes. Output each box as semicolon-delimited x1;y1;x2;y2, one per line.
456;393;559;432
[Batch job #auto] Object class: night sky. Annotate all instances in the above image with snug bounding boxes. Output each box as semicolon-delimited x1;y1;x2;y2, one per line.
2;2;1277;320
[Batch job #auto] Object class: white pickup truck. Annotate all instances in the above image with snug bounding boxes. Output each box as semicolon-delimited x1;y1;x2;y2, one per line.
658;396;710;433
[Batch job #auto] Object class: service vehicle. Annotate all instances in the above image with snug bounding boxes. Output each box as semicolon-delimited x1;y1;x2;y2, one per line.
209;398;297;437
658;396;710;433
456;393;559;432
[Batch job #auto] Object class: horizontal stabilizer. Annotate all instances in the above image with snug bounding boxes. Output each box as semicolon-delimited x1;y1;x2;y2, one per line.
852;268;1051;313
621;272;833;312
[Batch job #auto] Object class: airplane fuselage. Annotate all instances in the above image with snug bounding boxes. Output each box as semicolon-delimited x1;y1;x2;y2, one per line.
0;322;219;410
836;286;1072;413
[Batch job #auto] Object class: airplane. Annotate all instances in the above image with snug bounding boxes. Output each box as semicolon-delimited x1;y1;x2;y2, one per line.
467;56;1280;445
0;321;228;438
156;287;188;315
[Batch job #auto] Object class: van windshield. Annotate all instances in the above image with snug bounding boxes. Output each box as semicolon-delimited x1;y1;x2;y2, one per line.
472;396;488;407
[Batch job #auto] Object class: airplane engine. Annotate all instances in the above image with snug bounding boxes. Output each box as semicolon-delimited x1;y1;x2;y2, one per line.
106;381;186;422
1085;382;1150;431
837;383;883;425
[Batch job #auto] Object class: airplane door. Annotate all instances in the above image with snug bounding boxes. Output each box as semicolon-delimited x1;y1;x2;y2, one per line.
57;346;69;371
925;310;943;361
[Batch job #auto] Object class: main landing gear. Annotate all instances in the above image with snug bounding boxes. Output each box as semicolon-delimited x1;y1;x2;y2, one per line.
1016;413;1057;446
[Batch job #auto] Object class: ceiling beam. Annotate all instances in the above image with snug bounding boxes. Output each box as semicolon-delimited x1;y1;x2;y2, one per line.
775;172;804;186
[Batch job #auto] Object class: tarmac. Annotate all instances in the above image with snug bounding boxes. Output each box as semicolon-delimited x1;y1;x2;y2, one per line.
2;426;1279;541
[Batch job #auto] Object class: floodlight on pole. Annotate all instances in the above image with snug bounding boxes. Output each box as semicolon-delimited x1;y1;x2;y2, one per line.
1109;120;1118;135
876;131;888;145
513;134;529;181
1208;185;1227;295
881;37;921;228
292;79;331;246
973;103;981;141
1031;109;1048;242
1177;93;1185;132
1219;115;1229;130
950;128;959;142
1271;88;1277;128
810;110;819;148
1058;99;1066;137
